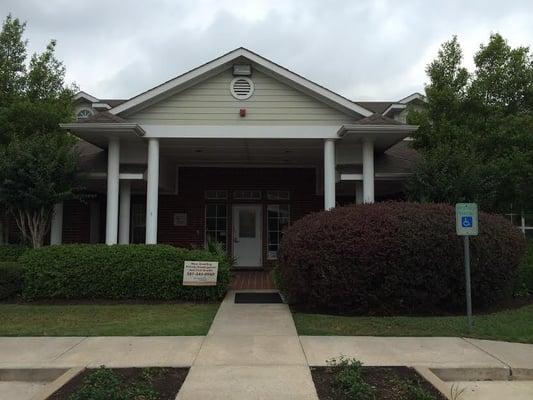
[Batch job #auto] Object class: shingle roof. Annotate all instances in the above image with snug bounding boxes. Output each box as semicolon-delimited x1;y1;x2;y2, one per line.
354;113;404;125
81;111;128;123
100;99;127;107
353;101;393;114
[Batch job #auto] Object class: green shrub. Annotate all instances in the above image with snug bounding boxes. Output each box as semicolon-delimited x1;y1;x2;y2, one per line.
68;366;158;400
0;244;29;262
21;244;230;301
279;202;526;314
516;240;533;296
327;357;375;400
0;262;24;299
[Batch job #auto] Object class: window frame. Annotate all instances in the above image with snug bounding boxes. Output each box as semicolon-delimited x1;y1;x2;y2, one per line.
266;204;290;260
205;203;228;249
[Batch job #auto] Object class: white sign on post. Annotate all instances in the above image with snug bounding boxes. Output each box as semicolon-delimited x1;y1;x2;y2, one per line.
183;261;218;286
455;203;479;329
455;203;479;236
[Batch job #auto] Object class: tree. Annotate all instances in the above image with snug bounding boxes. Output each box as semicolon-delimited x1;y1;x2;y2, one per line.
408;34;533;213
0;134;78;247
0;15;79;248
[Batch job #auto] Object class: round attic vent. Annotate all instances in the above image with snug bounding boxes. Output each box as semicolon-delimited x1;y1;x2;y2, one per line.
230;77;254;100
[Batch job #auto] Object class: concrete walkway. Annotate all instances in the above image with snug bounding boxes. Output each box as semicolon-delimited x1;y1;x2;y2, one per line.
2;293;533;399
176;290;319;400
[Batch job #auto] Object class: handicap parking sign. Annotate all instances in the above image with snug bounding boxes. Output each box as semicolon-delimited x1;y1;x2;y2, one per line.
456;204;478;236
461;216;473;228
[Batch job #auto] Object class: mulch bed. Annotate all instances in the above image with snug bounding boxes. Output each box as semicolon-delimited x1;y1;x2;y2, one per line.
47;367;189;400
311;366;447;400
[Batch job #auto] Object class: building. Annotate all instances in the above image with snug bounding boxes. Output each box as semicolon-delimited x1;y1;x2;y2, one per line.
1;48;424;269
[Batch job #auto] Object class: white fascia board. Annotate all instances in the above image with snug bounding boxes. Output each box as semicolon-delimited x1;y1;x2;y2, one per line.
141;124;341;139
398;92;426;104
60;123;146;136
110;48;374;118
340;172;412;181
81;172;144;180
382;104;406;116
92;102;111;110
73;91;99;103
337;124;419;136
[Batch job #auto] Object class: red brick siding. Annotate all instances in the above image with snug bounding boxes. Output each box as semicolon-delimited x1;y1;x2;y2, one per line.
58;167;353;268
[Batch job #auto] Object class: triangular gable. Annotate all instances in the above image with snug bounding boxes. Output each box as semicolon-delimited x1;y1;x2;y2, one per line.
110;48;373;118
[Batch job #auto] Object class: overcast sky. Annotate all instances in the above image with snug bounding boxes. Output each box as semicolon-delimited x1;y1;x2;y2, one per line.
1;0;532;101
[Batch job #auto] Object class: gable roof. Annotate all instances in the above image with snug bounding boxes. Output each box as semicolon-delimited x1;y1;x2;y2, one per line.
110;47;374;118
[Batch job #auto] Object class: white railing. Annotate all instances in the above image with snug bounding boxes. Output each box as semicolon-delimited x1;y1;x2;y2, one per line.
505;212;533;238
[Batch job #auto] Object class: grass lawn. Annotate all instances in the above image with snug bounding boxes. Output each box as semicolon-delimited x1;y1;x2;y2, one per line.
0;303;220;336
294;303;533;344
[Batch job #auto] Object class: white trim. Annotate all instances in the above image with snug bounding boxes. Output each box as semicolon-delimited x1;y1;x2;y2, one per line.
81;172;145;180
73;91;99;103
398;92;426;104
60;122;146;136
340;172;412;181
110;48;373;117
382;103;406;116
337;124;418;136
143;124;341;139
92;102;111;110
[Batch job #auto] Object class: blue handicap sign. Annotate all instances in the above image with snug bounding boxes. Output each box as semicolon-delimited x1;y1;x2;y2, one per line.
461;216;473;228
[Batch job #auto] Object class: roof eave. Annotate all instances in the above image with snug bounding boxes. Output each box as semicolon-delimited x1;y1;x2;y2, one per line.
337;124;419;137
60;122;146;137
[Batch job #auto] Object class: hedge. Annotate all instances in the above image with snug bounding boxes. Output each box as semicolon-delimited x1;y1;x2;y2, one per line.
0;262;24;299
516;240;533;296
0;244;29;262
278;202;526;315
21;244;230;301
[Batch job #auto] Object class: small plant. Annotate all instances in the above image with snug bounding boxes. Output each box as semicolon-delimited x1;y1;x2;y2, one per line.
450;383;466;400
68;366;121;400
68;366;160;400
396;377;437;400
327;356;375;400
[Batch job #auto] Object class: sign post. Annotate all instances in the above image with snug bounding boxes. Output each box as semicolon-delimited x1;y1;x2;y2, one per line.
455;203;479;329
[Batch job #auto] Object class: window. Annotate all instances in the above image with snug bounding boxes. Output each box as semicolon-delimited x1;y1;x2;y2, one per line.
205;204;227;248
233;190;261;200
205;190;228;200
267;204;290;259
267;190;290;200
76;109;92;120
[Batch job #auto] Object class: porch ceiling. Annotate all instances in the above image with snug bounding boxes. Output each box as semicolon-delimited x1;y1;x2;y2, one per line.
159;138;323;165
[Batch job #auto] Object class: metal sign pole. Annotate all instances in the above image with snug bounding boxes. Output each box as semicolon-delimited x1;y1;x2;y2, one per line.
464;235;473;329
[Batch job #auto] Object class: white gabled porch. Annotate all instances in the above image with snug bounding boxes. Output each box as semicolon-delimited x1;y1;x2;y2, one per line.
57;122;416;247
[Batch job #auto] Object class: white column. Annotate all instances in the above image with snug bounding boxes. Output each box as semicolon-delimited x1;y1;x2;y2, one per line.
362;140;375;203
355;181;364;205
323;138;336;210
119;180;131;244
50;203;63;245
146;138;160;244
106;138;120;245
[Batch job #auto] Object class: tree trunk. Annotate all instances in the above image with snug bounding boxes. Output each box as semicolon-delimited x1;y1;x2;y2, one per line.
12;207;53;249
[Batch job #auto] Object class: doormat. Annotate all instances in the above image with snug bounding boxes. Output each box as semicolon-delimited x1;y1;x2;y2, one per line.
234;292;283;304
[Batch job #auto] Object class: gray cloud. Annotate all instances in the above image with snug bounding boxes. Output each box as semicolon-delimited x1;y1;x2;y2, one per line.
1;0;532;101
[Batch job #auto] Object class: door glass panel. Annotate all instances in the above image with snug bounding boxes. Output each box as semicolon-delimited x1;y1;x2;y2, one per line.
239;209;256;238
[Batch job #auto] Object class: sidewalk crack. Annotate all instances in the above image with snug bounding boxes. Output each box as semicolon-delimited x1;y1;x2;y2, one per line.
52;337;88;361
462;337;513;378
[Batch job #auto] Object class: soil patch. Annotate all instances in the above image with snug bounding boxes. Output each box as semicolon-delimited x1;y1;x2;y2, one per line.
311;366;446;400
47;367;188;400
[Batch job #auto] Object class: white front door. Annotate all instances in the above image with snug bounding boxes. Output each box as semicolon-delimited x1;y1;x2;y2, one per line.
232;204;262;267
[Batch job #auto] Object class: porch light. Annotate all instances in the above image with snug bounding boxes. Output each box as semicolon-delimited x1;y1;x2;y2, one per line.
233;64;252;76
